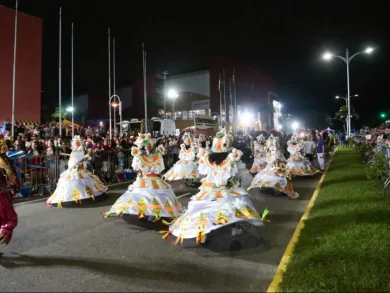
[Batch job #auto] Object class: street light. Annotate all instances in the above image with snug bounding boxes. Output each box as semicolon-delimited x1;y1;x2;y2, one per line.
292;121;299;133
108;95;122;139
168;89;178;120
66;107;74;137
322;47;374;137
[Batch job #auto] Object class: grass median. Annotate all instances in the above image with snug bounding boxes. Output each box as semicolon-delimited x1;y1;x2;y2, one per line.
278;148;390;292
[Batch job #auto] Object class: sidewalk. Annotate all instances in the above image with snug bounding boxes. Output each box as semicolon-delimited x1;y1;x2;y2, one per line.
269;148;390;292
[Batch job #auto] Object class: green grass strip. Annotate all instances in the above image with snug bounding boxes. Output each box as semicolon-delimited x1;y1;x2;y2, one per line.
278;148;390;292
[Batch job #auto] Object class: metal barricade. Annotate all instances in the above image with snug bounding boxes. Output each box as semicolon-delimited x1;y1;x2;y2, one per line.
14;154;58;197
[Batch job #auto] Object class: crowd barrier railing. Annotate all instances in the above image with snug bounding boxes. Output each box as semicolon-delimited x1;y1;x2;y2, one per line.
12;147;182;198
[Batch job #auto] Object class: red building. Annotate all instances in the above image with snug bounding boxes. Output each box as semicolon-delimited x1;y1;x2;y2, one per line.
0;6;42;123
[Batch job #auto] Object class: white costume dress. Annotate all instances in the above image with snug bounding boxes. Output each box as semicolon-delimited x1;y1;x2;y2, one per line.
46;136;108;207
286;138;317;176
250;141;267;173
163;144;198;181
249;135;298;198
104;138;182;220
163;133;268;245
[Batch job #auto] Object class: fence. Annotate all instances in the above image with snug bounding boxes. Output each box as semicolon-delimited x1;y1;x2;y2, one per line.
11;147;180;198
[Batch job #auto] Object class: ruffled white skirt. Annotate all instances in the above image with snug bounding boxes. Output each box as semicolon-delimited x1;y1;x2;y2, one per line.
163;160;198;181
104;186;183;219
47;171;107;205
166;195;265;244
286;158;317;176
250;155;267;173
249;171;298;197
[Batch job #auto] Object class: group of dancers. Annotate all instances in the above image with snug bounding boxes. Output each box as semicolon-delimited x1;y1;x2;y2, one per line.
1;130;319;249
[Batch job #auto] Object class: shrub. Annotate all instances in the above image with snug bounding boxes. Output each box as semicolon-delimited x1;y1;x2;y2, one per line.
365;152;389;186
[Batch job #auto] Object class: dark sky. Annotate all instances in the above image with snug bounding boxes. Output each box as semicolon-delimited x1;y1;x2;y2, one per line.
2;0;389;126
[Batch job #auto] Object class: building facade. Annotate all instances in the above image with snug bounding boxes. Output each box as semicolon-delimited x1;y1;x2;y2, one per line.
0;6;42;123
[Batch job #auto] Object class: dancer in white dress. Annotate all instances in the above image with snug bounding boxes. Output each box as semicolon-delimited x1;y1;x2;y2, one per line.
286;135;318;176
248;134;299;199
163;132;198;181
46;136;108;208
250;134;268;173
104;133;182;221
161;130;269;245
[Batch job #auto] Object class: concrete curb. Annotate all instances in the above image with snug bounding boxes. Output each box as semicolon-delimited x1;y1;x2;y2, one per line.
266;151;336;292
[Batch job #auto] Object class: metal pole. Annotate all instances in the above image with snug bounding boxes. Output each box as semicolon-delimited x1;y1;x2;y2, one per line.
59;7;62;137
218;73;223;128
114;101;116;137
346;49;351;138
233;69;237;135
223;69;227;125
11;0;18;138
162;71;168;118
229;78;233;133
119;101;122;137
71;22;74;137
108;28;112;140
172;99;175;120
113;38;116;96
143;43;148;133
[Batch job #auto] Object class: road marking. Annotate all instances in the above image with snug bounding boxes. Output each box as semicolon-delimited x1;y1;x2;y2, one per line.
176;193;192;199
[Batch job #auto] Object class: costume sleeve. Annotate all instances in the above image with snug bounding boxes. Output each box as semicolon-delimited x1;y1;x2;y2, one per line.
0;191;18;244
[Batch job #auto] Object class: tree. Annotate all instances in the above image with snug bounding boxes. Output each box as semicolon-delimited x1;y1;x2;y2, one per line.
51;104;67;120
335;105;359;121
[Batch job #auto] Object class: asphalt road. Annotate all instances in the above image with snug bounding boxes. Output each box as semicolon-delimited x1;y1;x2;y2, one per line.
1;174;321;292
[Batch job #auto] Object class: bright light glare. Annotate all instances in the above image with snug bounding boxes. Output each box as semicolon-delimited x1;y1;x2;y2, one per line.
353;94;359;97
168;89;178;99
277;125;283;130
292;122;299;129
66;107;74;112
111;102;118;107
323;52;333;60
99;121;103;126
239;112;254;123
335;96;340;99
365;47;374;54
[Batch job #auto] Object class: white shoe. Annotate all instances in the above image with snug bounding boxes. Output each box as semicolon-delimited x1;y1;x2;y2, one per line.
289;192;299;199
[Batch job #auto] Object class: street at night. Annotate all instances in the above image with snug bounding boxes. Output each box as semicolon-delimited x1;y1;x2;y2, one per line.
1;178;319;292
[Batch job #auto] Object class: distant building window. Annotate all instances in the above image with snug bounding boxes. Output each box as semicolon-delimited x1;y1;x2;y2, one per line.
183;111;188;120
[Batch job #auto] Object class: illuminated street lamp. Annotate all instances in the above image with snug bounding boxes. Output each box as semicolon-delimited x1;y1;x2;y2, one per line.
292;121;299;133
168;89;178;120
66;107;75;137
108;95;122;139
322;47;374;137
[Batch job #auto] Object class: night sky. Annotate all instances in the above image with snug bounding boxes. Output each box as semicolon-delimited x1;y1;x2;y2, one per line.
2;0;389;127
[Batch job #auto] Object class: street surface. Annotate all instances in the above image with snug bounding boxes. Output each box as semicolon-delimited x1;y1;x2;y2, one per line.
1;175;321;292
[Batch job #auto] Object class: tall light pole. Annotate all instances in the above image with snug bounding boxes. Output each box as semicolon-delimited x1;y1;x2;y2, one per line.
168;89;178;120
108;28;112;139
142;43;148;133
11;0;19;138
322;47;374;137
335;94;358;132
58;7;62;137
162;71;168;118
109;95;122;139
71;22;74;137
